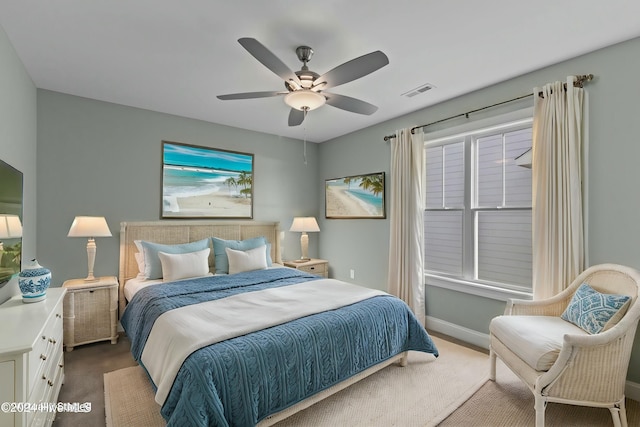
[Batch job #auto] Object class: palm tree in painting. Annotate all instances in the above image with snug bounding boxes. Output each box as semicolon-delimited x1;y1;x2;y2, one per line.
237;171;252;198
343;176;353;189
359;174;384;196
225;176;238;196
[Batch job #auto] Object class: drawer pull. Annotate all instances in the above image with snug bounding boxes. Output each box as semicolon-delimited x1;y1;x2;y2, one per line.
49;338;57;344
59;363;64;368
42;335;47;340
40;354;47;361
48;380;54;387
56;313;62;318
42;375;47;380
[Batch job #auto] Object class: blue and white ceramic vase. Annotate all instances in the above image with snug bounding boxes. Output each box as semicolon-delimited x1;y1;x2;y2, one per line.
18;259;51;303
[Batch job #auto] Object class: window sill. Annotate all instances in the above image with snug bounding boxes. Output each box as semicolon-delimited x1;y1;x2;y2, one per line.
425;273;533;302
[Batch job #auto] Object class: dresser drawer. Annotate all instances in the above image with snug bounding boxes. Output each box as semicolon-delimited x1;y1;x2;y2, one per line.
0;288;66;427
298;263;327;275
28;298;63;395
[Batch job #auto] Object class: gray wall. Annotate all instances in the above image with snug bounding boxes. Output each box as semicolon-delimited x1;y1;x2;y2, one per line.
0;25;37;303
36;90;319;285
318;36;640;382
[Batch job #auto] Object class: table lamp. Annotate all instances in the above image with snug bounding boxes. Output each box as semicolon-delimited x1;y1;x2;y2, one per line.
68;216;112;281
0;214;22;251
289;217;320;261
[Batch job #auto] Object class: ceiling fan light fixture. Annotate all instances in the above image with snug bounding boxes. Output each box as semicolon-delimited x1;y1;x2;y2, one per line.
284;90;326;111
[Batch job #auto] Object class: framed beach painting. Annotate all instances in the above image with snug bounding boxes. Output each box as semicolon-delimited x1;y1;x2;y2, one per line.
161;141;254;218
325;172;385;219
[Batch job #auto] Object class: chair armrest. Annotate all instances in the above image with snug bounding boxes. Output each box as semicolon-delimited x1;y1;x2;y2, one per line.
537;319;640;399
506;295;571;316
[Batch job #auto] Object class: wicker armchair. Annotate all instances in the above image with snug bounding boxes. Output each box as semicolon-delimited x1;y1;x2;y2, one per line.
489;264;640;427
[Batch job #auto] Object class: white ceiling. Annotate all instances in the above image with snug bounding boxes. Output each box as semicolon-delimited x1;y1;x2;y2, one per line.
1;1;639;143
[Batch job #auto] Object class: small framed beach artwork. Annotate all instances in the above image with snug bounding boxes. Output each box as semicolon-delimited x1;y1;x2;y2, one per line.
325;172;385;219
161;141;254;218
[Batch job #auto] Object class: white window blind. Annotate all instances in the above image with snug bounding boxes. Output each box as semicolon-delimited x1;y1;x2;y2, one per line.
424;118;533;294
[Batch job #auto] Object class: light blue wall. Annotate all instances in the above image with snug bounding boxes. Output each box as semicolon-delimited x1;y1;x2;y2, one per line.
36;91;319;285
318;36;640;381
0;25;37;303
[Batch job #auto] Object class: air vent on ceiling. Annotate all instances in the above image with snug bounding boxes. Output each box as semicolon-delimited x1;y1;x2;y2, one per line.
402;83;436;98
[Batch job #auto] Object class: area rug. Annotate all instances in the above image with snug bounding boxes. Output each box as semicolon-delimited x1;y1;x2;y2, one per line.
438;360;640;427
104;336;489;426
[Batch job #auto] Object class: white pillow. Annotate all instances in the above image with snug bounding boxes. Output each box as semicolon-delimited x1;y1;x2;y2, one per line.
226;245;268;275
134;252;146;279
158;248;211;282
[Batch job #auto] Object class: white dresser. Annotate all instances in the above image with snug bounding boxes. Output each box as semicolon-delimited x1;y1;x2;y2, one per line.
0;288;66;427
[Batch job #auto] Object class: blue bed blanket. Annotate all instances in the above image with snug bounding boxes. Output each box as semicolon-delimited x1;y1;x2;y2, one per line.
121;268;438;427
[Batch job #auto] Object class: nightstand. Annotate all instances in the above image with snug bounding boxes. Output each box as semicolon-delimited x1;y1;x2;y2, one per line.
62;276;119;351
283;259;329;278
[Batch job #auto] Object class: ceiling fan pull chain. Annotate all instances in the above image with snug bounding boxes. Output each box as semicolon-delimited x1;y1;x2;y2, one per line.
303;107;308;165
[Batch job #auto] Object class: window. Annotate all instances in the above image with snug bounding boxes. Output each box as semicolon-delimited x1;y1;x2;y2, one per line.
424;114;533;298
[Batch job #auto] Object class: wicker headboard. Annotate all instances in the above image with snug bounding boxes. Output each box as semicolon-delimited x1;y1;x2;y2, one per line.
118;220;282;317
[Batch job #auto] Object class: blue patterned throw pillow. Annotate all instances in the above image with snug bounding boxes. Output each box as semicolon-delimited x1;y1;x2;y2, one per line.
561;283;631;334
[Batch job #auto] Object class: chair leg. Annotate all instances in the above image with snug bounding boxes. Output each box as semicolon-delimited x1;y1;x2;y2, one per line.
489;347;497;381
534;395;546;427
610;406;622;427
610;399;628;427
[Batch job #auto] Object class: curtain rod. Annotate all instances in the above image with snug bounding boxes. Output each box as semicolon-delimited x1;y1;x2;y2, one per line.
383;74;593;141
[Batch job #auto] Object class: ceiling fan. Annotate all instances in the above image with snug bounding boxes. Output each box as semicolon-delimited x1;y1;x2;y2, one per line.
217;38;389;126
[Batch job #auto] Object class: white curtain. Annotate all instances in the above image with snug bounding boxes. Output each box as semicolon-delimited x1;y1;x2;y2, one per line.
532;76;585;299
388;127;425;325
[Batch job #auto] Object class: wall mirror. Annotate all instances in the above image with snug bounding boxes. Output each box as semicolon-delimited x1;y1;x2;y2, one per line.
0;158;23;287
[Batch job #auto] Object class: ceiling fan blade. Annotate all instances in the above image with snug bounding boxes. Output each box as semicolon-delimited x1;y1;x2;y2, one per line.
288;108;305;126
324;93;378;115
238;38;301;86
217;91;286;100
313;51;389;89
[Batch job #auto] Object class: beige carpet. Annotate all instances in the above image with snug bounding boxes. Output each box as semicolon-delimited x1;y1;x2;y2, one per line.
104;336;489;426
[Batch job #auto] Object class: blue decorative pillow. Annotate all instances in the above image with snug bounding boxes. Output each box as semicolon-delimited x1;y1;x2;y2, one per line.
135;238;211;280
211;237;272;274
561;283;631;334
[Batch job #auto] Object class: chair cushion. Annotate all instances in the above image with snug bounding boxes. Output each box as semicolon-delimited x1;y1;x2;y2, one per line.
490;315;587;371
561;283;631;334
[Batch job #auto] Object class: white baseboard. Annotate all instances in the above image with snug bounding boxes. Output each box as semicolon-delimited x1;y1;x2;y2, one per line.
425;315;490;350
425;315;640;402
626;380;640;402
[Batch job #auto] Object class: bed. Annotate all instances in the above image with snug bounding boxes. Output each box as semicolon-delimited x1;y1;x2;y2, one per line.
118;220;438;427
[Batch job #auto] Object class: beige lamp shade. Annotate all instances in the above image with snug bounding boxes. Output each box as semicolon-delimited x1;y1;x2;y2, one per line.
289;217;320;233
68;216;112;281
289;217;320;261
0;215;22;239
67;216;112;237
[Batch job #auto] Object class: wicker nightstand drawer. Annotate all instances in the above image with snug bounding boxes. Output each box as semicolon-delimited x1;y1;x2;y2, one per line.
63;276;119;351
283;259;329;278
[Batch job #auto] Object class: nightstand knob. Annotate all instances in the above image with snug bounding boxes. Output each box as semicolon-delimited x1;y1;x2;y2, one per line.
59;363;64;368
56;313;62;318
42;375;47;380
40;354;47;361
49;338;57;344
42;335;46;340
48;380;54;387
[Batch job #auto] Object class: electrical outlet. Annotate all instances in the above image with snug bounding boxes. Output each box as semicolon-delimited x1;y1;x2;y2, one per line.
350;269;355;279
